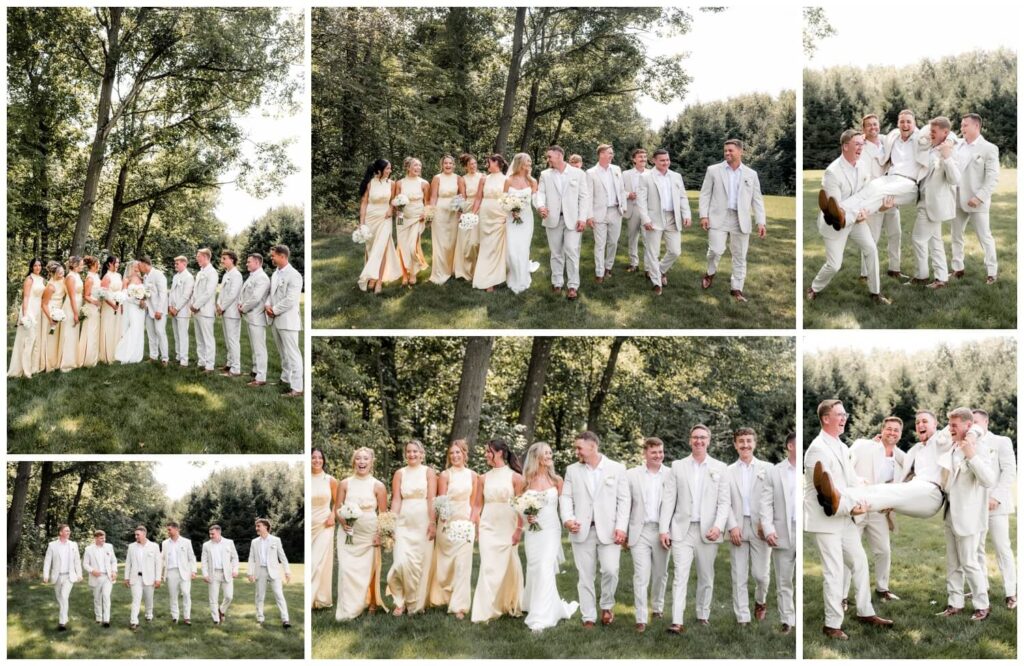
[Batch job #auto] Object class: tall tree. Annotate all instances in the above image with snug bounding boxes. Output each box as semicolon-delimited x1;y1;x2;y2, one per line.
7;463;33;569
586;337;628;433
517;337;554;443
449;337;495;445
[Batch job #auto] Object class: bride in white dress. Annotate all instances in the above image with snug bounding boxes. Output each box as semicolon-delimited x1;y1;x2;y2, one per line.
520;441;579;632
115;260;146;364
504;153;540;294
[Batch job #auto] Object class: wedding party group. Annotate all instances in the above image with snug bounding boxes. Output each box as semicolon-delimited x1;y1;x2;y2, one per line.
355;139;767;301
311;428;797;635
806;401;1017;641
809;111;1002;304
40;519;293;631
7;245;303;397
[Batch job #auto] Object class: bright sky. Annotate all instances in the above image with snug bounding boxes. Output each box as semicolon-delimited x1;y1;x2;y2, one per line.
153;459;259;501
808;5;1020;69
638;6;800;127
803;330;1015;355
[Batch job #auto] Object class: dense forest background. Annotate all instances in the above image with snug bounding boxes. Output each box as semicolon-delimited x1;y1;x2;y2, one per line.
312;7;796;227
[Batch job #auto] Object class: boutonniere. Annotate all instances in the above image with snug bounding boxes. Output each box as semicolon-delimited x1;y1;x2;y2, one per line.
974;155;984;163
710;471;721;482
756;469;767;481
604;476;616;486
569;180;578;188
744;178;752;186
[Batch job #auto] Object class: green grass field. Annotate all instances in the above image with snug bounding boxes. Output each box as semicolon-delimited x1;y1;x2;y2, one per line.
802;169;1017;329
6;563;304;659
6;306;304;454
312;536;795;659
312;195;795;329
803;513;1017;659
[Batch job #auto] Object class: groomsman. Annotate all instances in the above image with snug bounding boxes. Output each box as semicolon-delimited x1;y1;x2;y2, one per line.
248;518;292;628
760;433;797;634
82;529;117;627
265;245;303;397
659;424;730;633
725;427;773;625
560;430;630;627
202;524;240;624
909;117;959;289
42;524;82;631
125;525;162;630
952;113;1000;283
191;248;219;372
161;521;197;625
972;410;1016;610
699;139;766;302
240;253;271;387
168;256;194;367
625;437;671;633
137;256;169;365
621;148;649;273
859;114;903;280
585;144;628;282
217;251;244;377
637;148;691;296
537;145;592;301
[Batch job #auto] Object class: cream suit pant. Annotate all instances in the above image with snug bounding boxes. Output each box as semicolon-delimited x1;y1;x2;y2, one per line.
643;225;680;287
814;522;874;629
945;526;989;609
571;528;621;622
208;569;234;622
545;219;582;289
861;208;901;275
167;569;192;620
632;522;670;623
195;315;215;370
91;578;113;622
773;523;796;626
624;202;646;268
951;207;997;277
145;315;168;362
840;175;918;219
729;516;772;622
246;322;268;382
978;513;1016;597
593;206;623;277
706;210;750;291
171;316;190;365
911;208;949;281
670;522;719;624
841;478;944;518
812;219;880;294
53;573;74;625
272;326;303;392
842;510;892;595
255;565;289;623
130;580;155;624
222;316;241;374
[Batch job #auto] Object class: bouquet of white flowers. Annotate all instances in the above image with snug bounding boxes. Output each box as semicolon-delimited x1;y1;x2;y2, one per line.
377;511;398;552
423;206;435;224
446;519;474;544
48;306;66;334
94;287;108;303
19;312;36;329
512;490;548;532
451;195;466;212
111;291;128;305
391;194;409;224
434;496;453;530
126;284;148;300
338;503;363;545
499;192;530;223
458;213;479;230
352;224;372;245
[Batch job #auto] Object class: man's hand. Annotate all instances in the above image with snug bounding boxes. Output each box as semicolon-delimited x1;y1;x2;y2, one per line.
855;209;868;222
989;498;1000;511
91;569;102;577
204;576;211;584
564;519;581;534
959;434;977;459
851;501;870;516
878;195;896;212
683;217;692;229
154;581;162;589
247;575;255;583
765;532;779;548
627;191;637;201
757;225;767;239
154;312;162;321
643;222;654;232
968;196;982;208
940;142;953;159
575;220;586;232
124;580;131;588
191;572;197;580
659;533;671;549
284;573;291;584
216;306;223;316
168;307;177;317
539;206;549;219
613;529;627;545
706;526;721;542
190;306;198;314
729;527;742;546
700;217;710;231
586;218;595;228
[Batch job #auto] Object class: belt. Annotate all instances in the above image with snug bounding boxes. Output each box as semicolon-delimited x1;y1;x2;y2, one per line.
893;174;916;182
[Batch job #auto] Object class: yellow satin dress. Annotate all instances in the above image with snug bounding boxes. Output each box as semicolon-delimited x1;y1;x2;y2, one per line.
386;465;433;613
429;173;460;285
358;178;403;291
311;471;335;609
7;274;46;378
76;272;101;368
454;172;484;280
98;271;123;364
43;279;66;372
472;173;509;290
470;465;523;622
59;273;83;372
336;475;386;620
428;467;474;614
395;177;429;281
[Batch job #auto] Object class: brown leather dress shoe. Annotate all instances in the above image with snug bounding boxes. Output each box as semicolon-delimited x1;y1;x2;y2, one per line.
653;285;663;296
666;624;684;634
806;288;818;301
822;626;849;640
730;289;747;302
925;280;947;289
953;269;965;279
701;273;714;290
754;602;767;621
635;622;646;633
826;196;847;230
886;270;905;278
595;275;604;284
582;620;595;628
870;293;892;305
1006;595;1017;610
876;589;900;601
937;605;963;616
841;598;849;612
601;609;614;625
626;265;638;273
284;390;304;398
971;608;991;621
856;614;894;627
986;275;997;284
812;462;841;516
697;618;710;626
247;380;267;387
567;288;578;301
652;612;663;619
552;285;563;294
780;623;792;634
661;275;668;286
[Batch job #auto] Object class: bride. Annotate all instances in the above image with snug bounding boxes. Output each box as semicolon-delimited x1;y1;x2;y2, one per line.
504;153;539;294
115;260;146;364
520;441;578;632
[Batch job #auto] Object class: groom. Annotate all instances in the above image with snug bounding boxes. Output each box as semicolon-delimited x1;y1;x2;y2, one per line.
559;430;630;627
137;256;169;366
537;145;592;301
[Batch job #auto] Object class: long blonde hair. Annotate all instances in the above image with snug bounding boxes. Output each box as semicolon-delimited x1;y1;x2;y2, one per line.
522;441;559;486
507;152;533;180
122;260;140;283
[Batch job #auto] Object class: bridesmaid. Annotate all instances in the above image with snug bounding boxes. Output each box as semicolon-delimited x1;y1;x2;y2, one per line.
98;255;122;364
470;439;525;623
40;262;66;372
76;255;102;368
393;157;431;286
336;447;388;620
311;447;338;610
428;439;479;619
357;159;403;294
7;258;45;378
428;154;465;285
59;256;84;373
471;154;509;292
454;153;483;281
386;439;437;616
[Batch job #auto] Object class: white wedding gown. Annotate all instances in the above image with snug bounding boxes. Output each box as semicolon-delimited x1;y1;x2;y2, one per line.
506;187;536;294
115;297;146;364
522;487;579;631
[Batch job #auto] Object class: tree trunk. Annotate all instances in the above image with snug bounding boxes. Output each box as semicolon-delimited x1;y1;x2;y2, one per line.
586;337;628;433
375;338;402;474
66;469;91;529
6;462;33;569
103;161;130;251
494;8;527;155
517;78;541;153
34;462;56;527
550;106;570;147
134;200;158;257
517;337;553;444
449;337;495;446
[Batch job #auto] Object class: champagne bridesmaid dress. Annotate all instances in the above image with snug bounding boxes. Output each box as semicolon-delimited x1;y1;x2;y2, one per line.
472;173;509;290
395;177;430;281
76;272;101;368
311;470;335;609
59;273;83;372
428;467;474;614
43;278;66;372
429;173;460;284
454;172;484;280
386;465;433;614
98;271;123;364
336;475;386;620
470;465;524;622
358;178;403;291
7;274;46;378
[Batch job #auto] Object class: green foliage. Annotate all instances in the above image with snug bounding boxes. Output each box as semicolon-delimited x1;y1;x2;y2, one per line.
235;205;306;281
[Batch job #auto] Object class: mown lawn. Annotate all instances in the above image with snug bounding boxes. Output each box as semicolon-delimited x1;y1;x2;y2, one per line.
7;563;305;659
802;169;1017;329
803;513;1017;659
312;195;795;330
312;536;796;659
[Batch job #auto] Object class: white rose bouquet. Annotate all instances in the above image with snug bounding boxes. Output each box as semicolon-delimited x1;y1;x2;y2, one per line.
423;206;435;224
499;192;530;223
512;490;548;532
446;519;474;544
377;511;398;552
48;306;66;334
338;503;363;545
434;495;453;531
352;224;372;245
458;213;479;230
391;194;409;224
18;312;36;329
127;284;148;300
451;194;466;212
111;291;128;305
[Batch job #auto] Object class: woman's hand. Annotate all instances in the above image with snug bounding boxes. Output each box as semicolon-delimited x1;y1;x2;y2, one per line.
511;527;523;546
427;523;436;541
325;514;335;528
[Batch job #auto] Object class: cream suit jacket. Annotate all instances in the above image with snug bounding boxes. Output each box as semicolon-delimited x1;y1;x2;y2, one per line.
625;463;670;547
161;537;197;580
760;460;796;550
849;439;906;485
239;270;270;326
201;538;240;577
955;135;999;212
126;541;162;586
191;264;219;317
636;169;691;231
917;141;961;222
724;457;773;538
249;535;291;580
803;431;859;533
217;268;244;320
658;455;730;544
536;165;592;230
169;270;195;318
817;156;870;239
43;539;83;582
82;543;117;586
585;164;628;222
559;456;631;545
979;431;1016;516
698;161;766;233
268;263;303;331
143;268;168;317
944;445;996;537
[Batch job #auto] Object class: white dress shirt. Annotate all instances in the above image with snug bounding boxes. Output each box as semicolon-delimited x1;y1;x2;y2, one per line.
889;135;917;178
585;456;606;498
258;536;270;565
167;537;180;568
880;456;895;483
58;540;74;574
913;439;942;485
783;460;797;525
738;460;754;517
209;540;224;570
642;465;665;523
597;165;618;207
725;163;742;210
690;458;708;521
654;169;674;212
629;169;645;193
